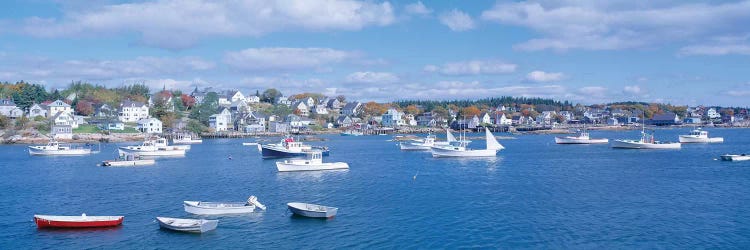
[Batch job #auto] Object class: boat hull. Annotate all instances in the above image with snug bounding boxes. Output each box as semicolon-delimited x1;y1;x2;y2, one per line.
720;154;750;161
183;201;257;215
118;148;185;156
678;136;724;143
276;162;349;172
102;159;155;167
399;142;431;151
431;146;498;157
34;215;123;228
156;217;217;233
28;147;91;156
610;140;681;149
173;139;203;144
287;203;338;218
555;137;609;144
261;146;330;159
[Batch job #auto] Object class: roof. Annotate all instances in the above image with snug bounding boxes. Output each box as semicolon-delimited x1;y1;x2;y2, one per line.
337;116;352;123
120;100;146;108
343;101;360;110
48;100;70;108
0;99;16;106
652;112;678;121
137;118;161;124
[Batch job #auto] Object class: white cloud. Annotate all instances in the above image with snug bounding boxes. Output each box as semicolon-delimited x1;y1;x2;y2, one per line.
224;47;364;72
679;44;750;56
405;1;432;16
439;9;475;31
426;60;517;75
576;86;607;98
18;0;396;49
525;70;564;83
481;1;750;51
345;71;399;84
623;85;643;95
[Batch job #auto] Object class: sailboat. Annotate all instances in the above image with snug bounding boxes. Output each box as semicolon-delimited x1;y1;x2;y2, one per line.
431;128;504;157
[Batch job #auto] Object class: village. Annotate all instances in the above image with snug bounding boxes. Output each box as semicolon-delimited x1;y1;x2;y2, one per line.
0;81;749;143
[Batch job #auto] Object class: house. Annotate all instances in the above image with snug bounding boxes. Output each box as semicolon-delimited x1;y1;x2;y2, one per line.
209;108;232;132
118;100;149;123
246;95;260;103
513;115;535;126
417;112;444;127
606;117;619;126
494;112;512;126
286;114;313;128
291;101;309;117
381;108;404;127
49;111;79;129
137;118;163;133
0;99;24;119
93;103;115;117
99;120;125;131
336;116;354;128
648;112;681;126
268;121;288;133
47;100;72;117
479;112;492;124
190;87;209;104
151;90;174;112
312;105;329;115
51;125;73;139
326;99;342;109
404;114;417;126
27;103;48;118
230;100;249;113
277;96;292;106
537;111;557;125
219;90;245;106
341;102;362;116
558;111;573;122
683;117;702;124
705;108;720;120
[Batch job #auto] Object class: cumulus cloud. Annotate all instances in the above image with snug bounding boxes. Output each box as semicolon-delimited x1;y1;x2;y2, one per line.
623;85;643;95
481;1;750;51
425;60;516;75
224;47;371;72
18;0;396;49
345;71;399;84
405;1;432;16
525;70;564;83
439;9;475;31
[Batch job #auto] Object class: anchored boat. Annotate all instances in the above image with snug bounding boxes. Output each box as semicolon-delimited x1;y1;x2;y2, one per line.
184;196;266;215
260;137;329;158
678;128;723;143
101;153;155;167
720;154;750;161
33;214;123;228
156;217;218;233
555;127;608;144
431;128;504;157
287;202;338;218
172;133;203;144
119;137;187;156
28;140;94;156
276;151;349;172
611;129;681;149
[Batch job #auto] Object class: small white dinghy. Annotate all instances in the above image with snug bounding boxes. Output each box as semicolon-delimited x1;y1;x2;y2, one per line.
720;154;750;161
156;217;218;233
184;196;266;215
276;152;349;172
287;202;338;218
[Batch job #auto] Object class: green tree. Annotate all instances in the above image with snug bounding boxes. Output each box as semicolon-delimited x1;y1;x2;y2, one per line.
261;88;283;103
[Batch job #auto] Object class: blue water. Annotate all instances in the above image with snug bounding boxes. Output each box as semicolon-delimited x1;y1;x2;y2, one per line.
2;128;750;248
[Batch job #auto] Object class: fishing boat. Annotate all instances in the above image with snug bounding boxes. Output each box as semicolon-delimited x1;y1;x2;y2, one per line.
33;214;123;228
340;130;363;136
720;154;750;161
183;196;266;215
399;134;440;151
276;152;349;172
611;130;681;149
28;140;94;156
678;128;724;143
101;153;155;167
287;202;338;218
156;217;218;233
555;127;609;144
172;133;203;144
119;137;187;156
431;128;504;157
445;128;471;145
260;136;329;158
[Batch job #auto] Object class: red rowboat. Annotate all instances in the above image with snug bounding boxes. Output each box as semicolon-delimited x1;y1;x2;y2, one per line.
34;214;124;228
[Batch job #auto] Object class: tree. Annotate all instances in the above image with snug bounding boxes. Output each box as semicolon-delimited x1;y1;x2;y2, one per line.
0;115;10;129
15;116;30;130
181;94;196;110
75;100;94;116
186;119;207;134
12;83;48;110
261;88;282;103
405;104;421;115
362;101;387;117
461;106;481;118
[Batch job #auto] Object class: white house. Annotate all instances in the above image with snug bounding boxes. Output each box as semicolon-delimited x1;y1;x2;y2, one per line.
137;118;162;133
0;99;24;119
404;114;417;126
494;113;512;125
219;90;245;106
312;105;329;115
246;95;260;103
276;96;292;106
381;108;404;127
291;101;309;117
27;103;48;118
301;97;316;108
705;108;721;119
47;100;72;117
119;100;149;123
50;111;79;129
479;112;492;124
341;102;362;116
209;108;232;132
51;125;73;139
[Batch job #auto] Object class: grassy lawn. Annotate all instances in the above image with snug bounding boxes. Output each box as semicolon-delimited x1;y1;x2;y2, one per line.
73;124;101;133
110;127;140;133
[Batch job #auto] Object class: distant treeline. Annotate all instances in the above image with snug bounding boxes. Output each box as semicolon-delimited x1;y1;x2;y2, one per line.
394;96;572;111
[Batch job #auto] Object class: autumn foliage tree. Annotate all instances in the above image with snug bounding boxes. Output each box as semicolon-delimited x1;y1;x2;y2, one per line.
75;100;94;116
405;104;421;115
461;106;481;118
181;94;195;110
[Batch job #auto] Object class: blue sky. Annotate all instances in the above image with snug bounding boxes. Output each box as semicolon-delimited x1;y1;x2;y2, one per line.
1;0;749;106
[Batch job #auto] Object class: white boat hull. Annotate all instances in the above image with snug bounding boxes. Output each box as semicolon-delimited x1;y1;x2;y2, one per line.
276;162;349;172
173;139;202;144
431;146;497;157
555;137;609;144
28;147;92;156
118;148;185;156
678;136;724;143
720;154;750;161
102;159;155;167
157;217;217;233
610;140;681;149
183;201;258;215
399;142;431;151
287;202;338;218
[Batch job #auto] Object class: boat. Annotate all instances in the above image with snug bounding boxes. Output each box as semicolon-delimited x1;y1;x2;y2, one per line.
399;134;441;151
276;152;349;172
340;130;363;136
431;128;504;157
33;214;123;228
611;129;681;149
156;217;218;233
28;140;93;156
184;196;266;215
445;128;471;145
260;137;329;159
678;128;724;143
101;153;155;167
720;154;750;161
555;127;609;144
287;202;338;218
172;133;203;144
119;137;187;156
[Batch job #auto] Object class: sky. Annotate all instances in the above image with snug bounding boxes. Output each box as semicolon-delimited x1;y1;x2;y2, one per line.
1;0;749;106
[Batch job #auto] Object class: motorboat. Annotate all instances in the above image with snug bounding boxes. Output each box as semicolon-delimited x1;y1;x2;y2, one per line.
184;196;266;215
555;127;608;144
276;152;349;172
101;153;155;167
119;137;187;156
431;128;504;157
399;134;440;151
28;140;93;156
720;154;750;161
34;214;123;228
678;128;723;143
287;202;338;218
172;133;203;144
611;130;681;149
156;217;218;233
261;137;329;159
340;130;363;136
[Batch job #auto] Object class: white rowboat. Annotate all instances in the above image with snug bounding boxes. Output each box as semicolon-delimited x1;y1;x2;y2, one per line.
287;202;338;218
156;217;218;233
183;196;266;215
